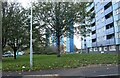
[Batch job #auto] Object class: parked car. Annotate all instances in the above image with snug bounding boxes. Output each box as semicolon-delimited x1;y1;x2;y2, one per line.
16;51;25;56
2;51;14;57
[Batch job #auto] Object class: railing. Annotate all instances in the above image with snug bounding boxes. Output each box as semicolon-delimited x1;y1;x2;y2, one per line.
105;6;112;15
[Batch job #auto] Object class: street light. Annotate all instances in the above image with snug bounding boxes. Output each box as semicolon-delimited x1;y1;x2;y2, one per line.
30;0;33;68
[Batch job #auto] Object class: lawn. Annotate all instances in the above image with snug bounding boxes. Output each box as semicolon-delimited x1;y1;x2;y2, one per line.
2;54;118;71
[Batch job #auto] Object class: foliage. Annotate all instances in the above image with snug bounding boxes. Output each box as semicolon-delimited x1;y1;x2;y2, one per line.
2;2;29;59
33;46;56;54
2;54;118;71
33;2;89;57
77;2;93;37
3;46;13;53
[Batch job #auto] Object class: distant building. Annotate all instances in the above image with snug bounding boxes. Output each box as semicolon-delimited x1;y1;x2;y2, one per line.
48;24;75;53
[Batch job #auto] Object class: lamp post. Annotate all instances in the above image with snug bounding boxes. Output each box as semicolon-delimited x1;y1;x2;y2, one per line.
30;0;33;68
14;39;17;59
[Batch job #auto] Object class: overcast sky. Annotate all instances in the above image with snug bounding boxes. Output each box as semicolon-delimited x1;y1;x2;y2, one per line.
7;0;37;8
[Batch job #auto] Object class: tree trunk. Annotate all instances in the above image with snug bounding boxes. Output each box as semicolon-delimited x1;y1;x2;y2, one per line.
57;36;60;57
13;47;17;59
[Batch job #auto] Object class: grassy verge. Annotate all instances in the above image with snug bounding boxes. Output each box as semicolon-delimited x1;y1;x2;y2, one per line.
2;54;118;71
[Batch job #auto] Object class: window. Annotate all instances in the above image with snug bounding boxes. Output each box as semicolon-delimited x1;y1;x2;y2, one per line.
92;30;96;34
106;22;114;29
109;45;116;51
91;22;95;27
105;12;113;19
106;33;115;39
92;38;96;42
90;7;94;12
91;13;95;19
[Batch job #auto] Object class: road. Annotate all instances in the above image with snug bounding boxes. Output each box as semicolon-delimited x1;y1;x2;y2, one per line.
2;64;120;78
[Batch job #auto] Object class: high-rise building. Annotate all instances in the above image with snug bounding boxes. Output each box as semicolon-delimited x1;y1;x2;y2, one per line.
49;24;74;53
82;0;120;53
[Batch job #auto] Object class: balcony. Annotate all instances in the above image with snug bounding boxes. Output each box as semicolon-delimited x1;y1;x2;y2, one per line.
106;40;109;45
103;2;110;7
106;39;115;45
92;26;96;31
105;16;113;25
104;1;112;10
87;3;94;12
91;18;95;24
92;34;96;39
104;6;113;15
109;38;115;45
106;27;114;35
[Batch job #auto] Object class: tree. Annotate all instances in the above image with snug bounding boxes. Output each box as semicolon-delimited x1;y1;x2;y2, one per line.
2;2;29;59
77;2;94;53
2;1;8;51
33;2;91;57
78;2;93;36
29;3;49;52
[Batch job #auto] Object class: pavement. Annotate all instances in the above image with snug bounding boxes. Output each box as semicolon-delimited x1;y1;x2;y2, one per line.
1;64;120;78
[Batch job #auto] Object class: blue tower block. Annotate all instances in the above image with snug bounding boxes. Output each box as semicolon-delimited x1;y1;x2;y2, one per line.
66;24;74;53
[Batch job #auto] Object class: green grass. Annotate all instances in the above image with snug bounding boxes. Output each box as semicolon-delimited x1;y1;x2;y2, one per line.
2;54;118;71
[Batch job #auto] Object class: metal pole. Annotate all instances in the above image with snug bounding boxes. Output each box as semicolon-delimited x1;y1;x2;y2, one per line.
30;0;33;68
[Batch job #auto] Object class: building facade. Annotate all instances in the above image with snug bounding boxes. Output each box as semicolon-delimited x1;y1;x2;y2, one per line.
49;24;74;53
82;0;120;53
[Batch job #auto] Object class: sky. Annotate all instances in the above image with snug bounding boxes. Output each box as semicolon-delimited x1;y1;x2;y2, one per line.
17;0;31;8
7;0;36;8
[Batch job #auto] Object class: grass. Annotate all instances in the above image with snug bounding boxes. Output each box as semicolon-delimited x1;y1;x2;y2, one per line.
2;54;118;71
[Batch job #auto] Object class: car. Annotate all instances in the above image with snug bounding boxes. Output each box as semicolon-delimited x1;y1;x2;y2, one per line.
2;51;14;57
16;51;25;56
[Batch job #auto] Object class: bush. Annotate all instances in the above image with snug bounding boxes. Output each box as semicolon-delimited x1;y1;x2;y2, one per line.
33;46;57;55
